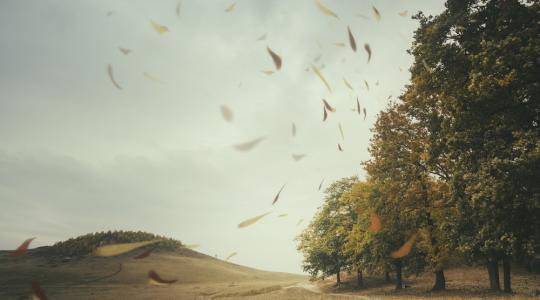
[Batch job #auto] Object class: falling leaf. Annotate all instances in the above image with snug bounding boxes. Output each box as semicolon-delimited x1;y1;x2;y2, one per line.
257;33;267;41
364;43;372;63
356;14;369;20
8;238;35;257
315;0;339;19
334;42;346;47
311;65;332;92
133;248;153;259
238;212;271;228
318;179;324;190
296;219;304;226
119;47;131;55
347;26;357;52
261;70;274;75
343;78;353;90
94;240;160;257
225;252;237;261
148;270;177;285
390;233;417;258
356;97;361;115
338;143;343;151
143;72;161;83
313;55;322;62
176;0;182;17
323;106;328;122
369;212;381;232
292;154;306;161
372;5;381;21
322;99;336;112
185;244;201;249
278;213;288;217
225;3;236;12
220;105;234;122
398;10;408;17
338;123;345;140
31;281;48;300
272;184;286;205
292;122;296;137
106;64;122;90
150;20;169;34
233;137;265;152
363;107;367;120
267;47;282;70
387;95;392;100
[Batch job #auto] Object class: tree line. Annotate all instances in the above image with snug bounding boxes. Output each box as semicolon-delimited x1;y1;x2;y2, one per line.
297;0;539;293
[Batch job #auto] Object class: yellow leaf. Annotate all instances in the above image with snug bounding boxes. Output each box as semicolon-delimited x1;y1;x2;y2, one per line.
398;10;408;17
225;251;237;260
94;240;160;257
390;233;417;258
372;5;381;21
343;78;353;90
238;212;271;228
315;0;339;19
225;3;236;12
312;65;332;92
150;20;169;34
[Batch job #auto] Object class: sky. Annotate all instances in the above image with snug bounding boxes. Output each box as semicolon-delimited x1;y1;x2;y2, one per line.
0;0;446;274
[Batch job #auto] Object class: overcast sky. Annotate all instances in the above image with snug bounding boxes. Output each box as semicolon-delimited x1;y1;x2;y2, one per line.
0;0;446;274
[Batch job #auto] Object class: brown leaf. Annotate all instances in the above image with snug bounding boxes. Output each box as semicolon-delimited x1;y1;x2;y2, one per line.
390;233;417;258
272;184;286;205
318;179;324;191
292;154;306;161
356;97;361;115
347;26;357;52
364;43;372;63
233;137;265;151
8;238;35;257
31;281;48;300
322;99;336;112
257;33;267;41
369;212;381;232
148;270;177;285
267;47;282;70
363;107;367;120
398;10;408;17
107;64;122;90
133;248;153;259
220;105;234;122
343;78;353;90
338;143;343;151
364;80;370;90
238;212;271;228
118;47;131;55
323;106;328;122
315;0;339;19
372;5;381;21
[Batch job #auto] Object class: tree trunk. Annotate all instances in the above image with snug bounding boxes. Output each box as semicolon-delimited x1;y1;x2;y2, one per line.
395;260;403;290
357;269;364;288
487;259;500;291
385;271;391;282
503;257;512;293
432;269;446;291
336;266;341;286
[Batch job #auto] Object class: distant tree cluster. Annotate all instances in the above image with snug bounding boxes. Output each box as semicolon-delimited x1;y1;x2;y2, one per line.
50;230;183;258
298;0;539;293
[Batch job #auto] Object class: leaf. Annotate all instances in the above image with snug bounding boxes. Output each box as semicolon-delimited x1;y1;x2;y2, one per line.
292;154;306;161
364;80;370;90
261;70;274;75
278;213;288;217
292;122;296;137
148;270;177;285
347;26;357;52
338;123;345;140
323;106;328;122
185;244;201;249
390;233;417;258
356;97;361;115
322;99;336;112
143;72;161;83
398;10;408;17
150;20;169;34
119;47;131;55
343;78;353;90
334;42;346;47
238;212;271;228
233;137;265;151
372;5;381;21
311;65;332;92
318;179;324;191
369;212;381;232
176;0;182;17
94;240;160;257
356;14;369;20
338;143;343;151
296;219;303;226
31;281;48;300
267;47;282;70
133;248;153;259
315;0;339;19
313;55;322;62
220;105;234;122
225;251;237;261
257;33;267;41
8;238;35;257
272;184;286;205
363;107;367;120
225;3;236;12
364;43;372;63
107;64;122;90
